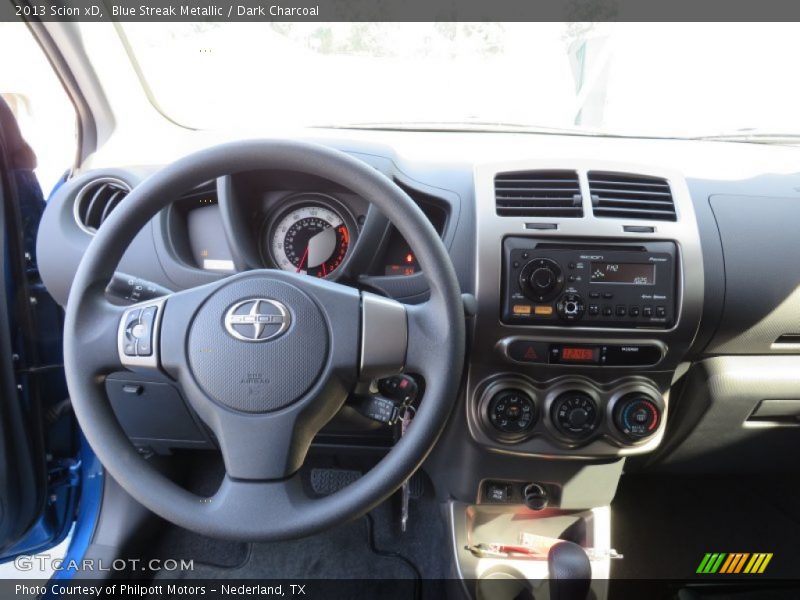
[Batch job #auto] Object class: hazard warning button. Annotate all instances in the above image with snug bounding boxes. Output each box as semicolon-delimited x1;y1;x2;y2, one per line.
507;340;548;364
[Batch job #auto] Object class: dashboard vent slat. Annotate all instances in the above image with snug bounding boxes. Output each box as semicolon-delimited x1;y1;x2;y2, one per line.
495;170;583;217
99;190;126;223
589;172;676;221
74;178;131;234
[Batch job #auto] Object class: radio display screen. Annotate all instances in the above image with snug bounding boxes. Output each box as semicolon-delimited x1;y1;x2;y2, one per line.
590;262;656;285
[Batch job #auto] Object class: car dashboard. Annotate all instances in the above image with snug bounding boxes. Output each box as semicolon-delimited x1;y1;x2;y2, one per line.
36;129;800;523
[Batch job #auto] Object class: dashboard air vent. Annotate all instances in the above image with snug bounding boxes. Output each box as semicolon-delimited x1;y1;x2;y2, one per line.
74;178;131;234
589;172;676;221
495;170;583;217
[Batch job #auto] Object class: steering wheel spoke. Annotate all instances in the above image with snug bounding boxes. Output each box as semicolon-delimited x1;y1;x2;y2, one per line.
64;293;130;376
201;475;312;537
359;292;408;380
403;300;453;380
117;295;169;372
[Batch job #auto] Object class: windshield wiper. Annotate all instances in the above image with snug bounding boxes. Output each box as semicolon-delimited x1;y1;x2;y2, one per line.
313;122;800;145
312;121;605;136
690;130;800;145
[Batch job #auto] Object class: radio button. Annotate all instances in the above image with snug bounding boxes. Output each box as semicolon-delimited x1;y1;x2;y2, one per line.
656;306;667;318
588;304;600;316
589;292;600;299
629;306;640;317
556;294;585;322
615;305;627;317
642;306;653;318
602;306;613;317
602;292;614;299
512;305;532;316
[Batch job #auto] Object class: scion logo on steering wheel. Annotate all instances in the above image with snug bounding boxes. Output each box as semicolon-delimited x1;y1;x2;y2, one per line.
224;298;291;342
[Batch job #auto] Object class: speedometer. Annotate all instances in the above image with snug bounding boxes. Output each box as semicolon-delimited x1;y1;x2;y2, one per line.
266;195;356;278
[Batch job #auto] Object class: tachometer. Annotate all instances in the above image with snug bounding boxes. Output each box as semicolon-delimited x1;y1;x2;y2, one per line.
266;195;355;278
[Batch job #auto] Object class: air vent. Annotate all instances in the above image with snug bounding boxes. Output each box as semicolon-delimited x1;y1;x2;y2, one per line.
74;178;131;234
495;170;583;217
589;172;676;221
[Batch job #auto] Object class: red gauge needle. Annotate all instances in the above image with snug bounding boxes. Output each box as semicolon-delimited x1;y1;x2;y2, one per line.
296;246;309;273
321;262;328;277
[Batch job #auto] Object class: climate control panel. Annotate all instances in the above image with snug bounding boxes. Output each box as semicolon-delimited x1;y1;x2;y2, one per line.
502;238;678;328
477;377;665;450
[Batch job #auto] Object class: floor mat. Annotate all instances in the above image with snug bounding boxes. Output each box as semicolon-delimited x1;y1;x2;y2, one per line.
151;526;248;569
148;470;448;600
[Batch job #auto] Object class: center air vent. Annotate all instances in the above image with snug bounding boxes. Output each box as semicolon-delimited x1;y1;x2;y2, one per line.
589;172;676;221
495;170;583;217
74;178;131;234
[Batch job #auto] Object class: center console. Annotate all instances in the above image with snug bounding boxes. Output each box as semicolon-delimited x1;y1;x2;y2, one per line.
446;160;704;598
468;160;704;460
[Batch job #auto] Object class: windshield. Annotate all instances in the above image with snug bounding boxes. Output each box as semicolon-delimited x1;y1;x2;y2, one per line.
120;22;800;139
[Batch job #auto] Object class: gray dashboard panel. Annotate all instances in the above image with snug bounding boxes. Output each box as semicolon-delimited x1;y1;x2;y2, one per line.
34;131;800;496
38;146;474;306
653;356;800;472
37;168;174;306
707;194;800;354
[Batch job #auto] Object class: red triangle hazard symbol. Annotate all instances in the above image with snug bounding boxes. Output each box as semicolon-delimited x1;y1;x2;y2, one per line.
524;346;538;360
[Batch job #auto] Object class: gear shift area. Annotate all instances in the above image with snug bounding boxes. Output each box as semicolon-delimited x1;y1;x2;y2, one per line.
450;502;613;600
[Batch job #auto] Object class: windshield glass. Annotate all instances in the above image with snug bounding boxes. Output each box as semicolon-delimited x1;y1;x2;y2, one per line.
120;22;800;138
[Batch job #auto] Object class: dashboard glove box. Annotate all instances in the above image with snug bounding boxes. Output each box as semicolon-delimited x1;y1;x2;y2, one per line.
708;195;800;354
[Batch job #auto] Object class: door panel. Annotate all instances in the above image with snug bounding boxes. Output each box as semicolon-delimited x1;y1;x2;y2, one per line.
0;96;75;560
0;100;46;557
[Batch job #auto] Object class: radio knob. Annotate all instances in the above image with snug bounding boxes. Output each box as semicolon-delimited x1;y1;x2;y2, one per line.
556;293;585;322
519;258;563;302
531;267;555;290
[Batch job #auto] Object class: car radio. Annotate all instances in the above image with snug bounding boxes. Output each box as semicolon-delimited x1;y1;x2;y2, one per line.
501;238;678;328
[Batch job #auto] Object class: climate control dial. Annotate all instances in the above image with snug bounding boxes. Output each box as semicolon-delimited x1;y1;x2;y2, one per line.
551;391;600;440
488;389;537;437
613;393;661;442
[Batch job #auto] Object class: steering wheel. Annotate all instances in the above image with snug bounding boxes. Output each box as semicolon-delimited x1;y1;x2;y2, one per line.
63;140;465;540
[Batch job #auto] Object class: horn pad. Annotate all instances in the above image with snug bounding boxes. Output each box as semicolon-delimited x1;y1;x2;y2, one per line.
187;277;328;413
